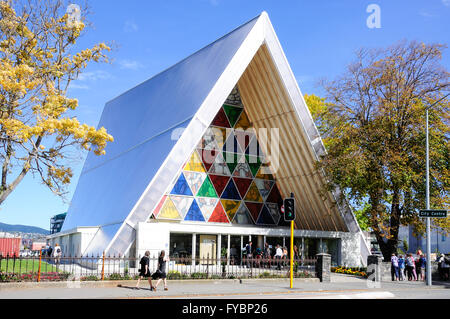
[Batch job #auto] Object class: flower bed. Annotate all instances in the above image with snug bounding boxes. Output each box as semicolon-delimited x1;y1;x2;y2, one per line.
331;266;367;278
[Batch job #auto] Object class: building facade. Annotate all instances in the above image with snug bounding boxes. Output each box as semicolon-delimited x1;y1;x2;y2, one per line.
47;12;370;267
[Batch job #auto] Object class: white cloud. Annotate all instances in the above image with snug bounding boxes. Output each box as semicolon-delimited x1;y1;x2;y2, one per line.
77;70;112;81
69;82;89;90
118;59;144;71
124;20;139;33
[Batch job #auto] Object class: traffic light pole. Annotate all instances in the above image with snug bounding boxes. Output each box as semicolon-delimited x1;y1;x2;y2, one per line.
290;220;294;289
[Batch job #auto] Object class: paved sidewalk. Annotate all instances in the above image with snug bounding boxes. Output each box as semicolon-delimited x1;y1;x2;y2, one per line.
0;275;448;299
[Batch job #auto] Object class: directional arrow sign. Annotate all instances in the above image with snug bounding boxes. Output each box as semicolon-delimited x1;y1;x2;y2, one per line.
419;210;447;218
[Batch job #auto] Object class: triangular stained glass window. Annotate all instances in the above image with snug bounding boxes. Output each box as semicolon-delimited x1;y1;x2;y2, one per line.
232;177;253;198
197;197;218;221
256;205;276;225
208;201;230;223
170;173;193;196
234;110;252;131
245;135;264;157
196;175;218;198
198;148;218;172
208;152;231;176
170;195;194;219
158;197;182;220
211;107;230;128
244;181;263;202
221;199;241;222
233;156;252;179
232;203;254;225
184;150;207;173
184;200;205;222
222;152;241;174
245;155;262;177
245;202;263;223
223;104;243;128
209;174;230;197
211;127;229;149
255;164;275;180
183;171;207;196
266;184;283;204
254;179;274;201
266;203;281;224
152;195;167;218
198;128;219;150
221;179;241;200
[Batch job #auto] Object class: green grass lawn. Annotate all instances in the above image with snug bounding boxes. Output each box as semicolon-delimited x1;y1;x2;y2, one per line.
0;258;60;274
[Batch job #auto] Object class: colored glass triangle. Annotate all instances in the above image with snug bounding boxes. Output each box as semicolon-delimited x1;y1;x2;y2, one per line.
244;181;263;202
158;197;182;220
209;174;230;197
234;110;252;131
152;195;167;218
233;156;252;178
256;205;276;225
208;201;230;223
245;155;262;177
170;195;194;219
254;178;274;201
184;150;206;173
255;164;274;180
245;202;263;223
196;175;218;198
184;200;205;222
183;171;206;196
197;197;218;221
223;133;243;154
223;152;241;174
266;203;281;224
208;152;231;176
198;128;220;150
220;199;241;222
232;203;254;225
232;177;253;198
266;185;283;204
211;127;229;149
211;107;231;128
198;148;218;172
223;104;243;128
221;178;241;200
170;173;193;196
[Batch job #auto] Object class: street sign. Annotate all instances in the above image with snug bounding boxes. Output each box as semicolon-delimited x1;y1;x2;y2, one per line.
419;210;447;218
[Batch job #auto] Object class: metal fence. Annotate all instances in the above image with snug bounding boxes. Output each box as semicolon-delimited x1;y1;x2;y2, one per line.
0;253;317;282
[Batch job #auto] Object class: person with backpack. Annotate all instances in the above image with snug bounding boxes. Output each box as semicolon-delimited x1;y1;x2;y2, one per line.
135;251;155;290
52;244;62;265
406;253;414;281
418;254;426;281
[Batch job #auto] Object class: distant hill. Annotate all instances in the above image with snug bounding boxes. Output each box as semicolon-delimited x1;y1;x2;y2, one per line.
0;222;49;235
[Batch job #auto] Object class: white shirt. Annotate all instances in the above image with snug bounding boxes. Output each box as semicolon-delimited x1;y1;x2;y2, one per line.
275;247;283;257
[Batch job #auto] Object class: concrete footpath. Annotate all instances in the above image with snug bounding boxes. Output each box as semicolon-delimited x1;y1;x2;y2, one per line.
0;274;449;299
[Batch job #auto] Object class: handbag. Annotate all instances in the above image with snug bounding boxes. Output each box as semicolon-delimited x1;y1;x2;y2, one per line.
152;269;162;279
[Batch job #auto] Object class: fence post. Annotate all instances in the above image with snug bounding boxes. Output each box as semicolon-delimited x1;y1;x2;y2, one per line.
101;251;105;281
37;250;42;282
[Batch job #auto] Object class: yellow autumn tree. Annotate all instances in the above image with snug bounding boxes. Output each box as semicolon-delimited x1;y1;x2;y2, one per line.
0;0;113;204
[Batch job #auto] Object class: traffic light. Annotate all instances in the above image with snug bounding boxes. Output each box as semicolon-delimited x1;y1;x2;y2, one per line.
283;197;295;222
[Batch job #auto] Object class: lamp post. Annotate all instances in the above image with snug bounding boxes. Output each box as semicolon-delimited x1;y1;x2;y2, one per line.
424;93;449;286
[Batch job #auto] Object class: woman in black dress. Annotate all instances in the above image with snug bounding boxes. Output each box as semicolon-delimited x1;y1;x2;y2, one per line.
152;250;169;291
136;251;155;290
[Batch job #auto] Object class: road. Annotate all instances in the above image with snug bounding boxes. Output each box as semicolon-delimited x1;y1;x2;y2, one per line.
0;275;448;299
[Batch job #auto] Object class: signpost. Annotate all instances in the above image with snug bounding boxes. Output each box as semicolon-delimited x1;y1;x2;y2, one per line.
283;193;295;289
419;210;447;218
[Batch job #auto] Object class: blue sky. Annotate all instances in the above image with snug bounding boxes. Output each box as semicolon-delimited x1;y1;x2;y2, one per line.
1;0;449;230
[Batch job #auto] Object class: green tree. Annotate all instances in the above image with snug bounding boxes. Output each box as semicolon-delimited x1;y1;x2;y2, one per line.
0;0;113;205
306;41;449;260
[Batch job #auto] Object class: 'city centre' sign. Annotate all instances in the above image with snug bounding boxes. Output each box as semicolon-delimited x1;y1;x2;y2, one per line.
419;210;447;218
